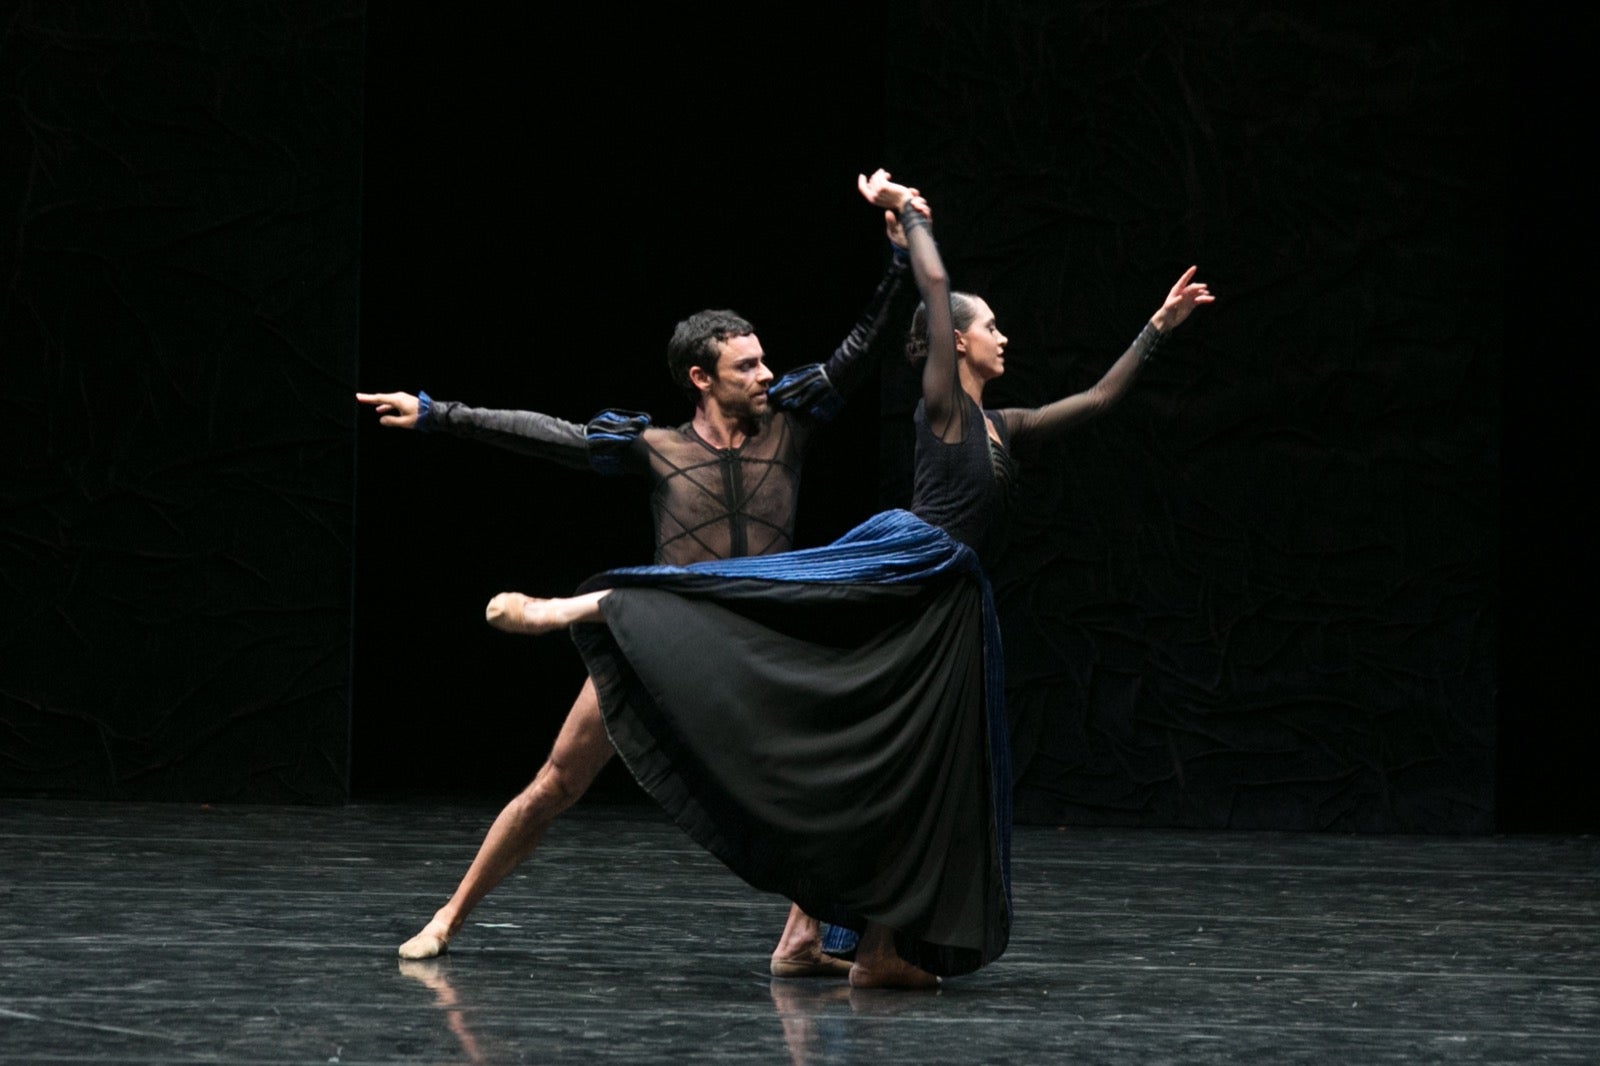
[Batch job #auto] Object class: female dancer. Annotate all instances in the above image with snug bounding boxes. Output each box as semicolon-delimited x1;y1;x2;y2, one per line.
896;210;1213;568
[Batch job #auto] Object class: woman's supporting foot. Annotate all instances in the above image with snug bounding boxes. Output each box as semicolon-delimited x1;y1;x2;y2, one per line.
770;951;854;978
397;919;453;960
769;903;852;978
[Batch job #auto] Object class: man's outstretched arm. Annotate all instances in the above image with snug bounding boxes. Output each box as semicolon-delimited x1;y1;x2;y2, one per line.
356;390;612;472
767;204;918;422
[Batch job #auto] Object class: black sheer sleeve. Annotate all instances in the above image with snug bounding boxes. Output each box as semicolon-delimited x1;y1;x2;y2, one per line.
995;321;1164;448
816;254;911;400
901;204;961;443
769;255;911;422
422;399;595;471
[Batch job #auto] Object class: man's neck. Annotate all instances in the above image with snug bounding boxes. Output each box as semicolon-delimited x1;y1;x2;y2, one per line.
692;402;761;450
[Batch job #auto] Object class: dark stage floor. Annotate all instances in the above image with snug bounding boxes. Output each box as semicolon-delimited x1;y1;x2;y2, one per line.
0;797;1595;1064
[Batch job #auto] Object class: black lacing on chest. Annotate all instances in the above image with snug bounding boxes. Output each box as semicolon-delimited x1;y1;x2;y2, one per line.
645;418;801;563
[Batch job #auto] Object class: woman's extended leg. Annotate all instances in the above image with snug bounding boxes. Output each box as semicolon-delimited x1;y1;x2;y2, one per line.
484;590;610;635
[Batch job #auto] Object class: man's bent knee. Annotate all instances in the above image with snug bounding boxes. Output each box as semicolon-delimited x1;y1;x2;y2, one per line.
525;758;589;818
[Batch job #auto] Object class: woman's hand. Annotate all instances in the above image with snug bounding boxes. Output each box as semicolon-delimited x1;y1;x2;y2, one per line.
1150;266;1214;332
857;168;929;217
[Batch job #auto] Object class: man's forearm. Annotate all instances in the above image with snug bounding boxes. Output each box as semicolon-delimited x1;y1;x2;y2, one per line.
815;255;913;401
425;400;593;471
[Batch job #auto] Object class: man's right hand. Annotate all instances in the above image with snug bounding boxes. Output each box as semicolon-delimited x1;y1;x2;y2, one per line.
356;391;422;429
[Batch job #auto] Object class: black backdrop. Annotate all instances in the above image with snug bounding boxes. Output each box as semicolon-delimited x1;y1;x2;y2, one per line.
1;2;363;803
3;2;1590;831
881;4;1507;832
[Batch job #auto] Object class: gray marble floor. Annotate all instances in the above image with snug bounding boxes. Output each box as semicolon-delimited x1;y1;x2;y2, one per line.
0;798;1595;1064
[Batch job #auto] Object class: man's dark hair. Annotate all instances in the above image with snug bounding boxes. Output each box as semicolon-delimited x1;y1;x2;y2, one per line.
667;310;755;399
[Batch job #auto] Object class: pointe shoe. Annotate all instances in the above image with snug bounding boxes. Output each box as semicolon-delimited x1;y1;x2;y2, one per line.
397;922;451;960
770;953;854;979
484;592;563;635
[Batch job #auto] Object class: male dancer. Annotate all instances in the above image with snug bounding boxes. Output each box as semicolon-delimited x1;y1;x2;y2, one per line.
356;193;924;973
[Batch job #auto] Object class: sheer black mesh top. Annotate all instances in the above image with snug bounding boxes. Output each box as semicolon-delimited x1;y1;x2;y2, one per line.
421;258;909;568
592;407;812;564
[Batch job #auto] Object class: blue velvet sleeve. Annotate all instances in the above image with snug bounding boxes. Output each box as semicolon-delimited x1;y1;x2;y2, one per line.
768;365;843;422
584;409;652;477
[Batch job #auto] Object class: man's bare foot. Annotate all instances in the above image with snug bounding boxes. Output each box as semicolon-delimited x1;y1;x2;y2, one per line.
849;922;940;989
397;919;453;960
397;958;446;981
848;955;941;990
485;592;567;635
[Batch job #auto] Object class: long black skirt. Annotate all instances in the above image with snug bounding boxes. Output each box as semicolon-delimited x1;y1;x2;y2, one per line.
571;511;1011;976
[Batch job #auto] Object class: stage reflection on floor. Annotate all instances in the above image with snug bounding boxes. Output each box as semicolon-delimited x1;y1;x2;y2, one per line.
0;797;1595;1064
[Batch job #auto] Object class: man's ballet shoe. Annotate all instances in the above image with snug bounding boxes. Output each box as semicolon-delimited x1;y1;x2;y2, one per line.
847;960;941;990
397;958;446;981
397;923;451;960
770;953;854;979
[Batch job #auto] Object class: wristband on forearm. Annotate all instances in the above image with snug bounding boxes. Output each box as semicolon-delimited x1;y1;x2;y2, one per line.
1132;322;1164;363
898;202;930;234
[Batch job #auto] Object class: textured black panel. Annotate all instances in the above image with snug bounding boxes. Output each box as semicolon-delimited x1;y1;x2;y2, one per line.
0;3;364;801
882;2;1503;830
